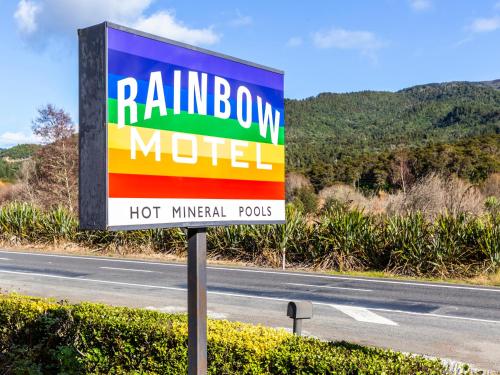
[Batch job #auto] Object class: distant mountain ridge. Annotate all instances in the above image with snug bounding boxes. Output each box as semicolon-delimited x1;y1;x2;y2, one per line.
0;144;40;160
285;79;500;190
398;79;500;92
476;79;500;90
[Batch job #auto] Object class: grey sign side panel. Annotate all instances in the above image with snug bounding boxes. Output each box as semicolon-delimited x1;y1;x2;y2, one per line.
78;23;107;230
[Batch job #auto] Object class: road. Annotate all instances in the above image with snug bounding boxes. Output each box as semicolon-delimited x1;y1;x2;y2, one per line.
0;249;499;371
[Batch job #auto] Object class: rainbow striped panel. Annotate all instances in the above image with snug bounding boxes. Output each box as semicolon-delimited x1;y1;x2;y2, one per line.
106;26;285;227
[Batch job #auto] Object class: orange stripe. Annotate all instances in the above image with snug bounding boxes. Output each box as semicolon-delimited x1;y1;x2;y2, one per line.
108;173;285;200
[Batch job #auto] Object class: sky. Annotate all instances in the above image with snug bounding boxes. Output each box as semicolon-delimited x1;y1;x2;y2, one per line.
0;0;499;148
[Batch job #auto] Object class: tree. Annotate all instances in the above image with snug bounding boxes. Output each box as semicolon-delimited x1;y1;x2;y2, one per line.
32;105;75;142
28;104;78;212
390;149;414;194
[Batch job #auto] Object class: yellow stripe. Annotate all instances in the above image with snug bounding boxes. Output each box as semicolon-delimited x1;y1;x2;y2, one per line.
108;123;284;164
108;148;285;182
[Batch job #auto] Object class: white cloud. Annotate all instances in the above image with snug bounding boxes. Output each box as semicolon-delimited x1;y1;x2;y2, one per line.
469;16;500;33
286;36;303;47
0;132;42;148
409;0;432;11
14;0;40;34
228;10;252;27
134;12;220;45
14;0;220;48
312;27;385;57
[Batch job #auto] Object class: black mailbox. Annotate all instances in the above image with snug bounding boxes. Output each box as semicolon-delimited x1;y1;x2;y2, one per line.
287;301;313;335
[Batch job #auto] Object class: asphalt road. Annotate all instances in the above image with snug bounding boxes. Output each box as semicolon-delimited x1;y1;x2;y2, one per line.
0;249;499;371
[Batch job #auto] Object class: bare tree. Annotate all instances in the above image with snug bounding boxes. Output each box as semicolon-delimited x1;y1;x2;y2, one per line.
390;149;414;194
28;104;78;212
32;104;75;143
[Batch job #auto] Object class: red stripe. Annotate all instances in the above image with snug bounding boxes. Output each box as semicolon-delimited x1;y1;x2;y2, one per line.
109;173;285;200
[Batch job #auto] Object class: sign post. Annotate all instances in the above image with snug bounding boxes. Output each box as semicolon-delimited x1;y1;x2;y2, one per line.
78;22;284;375
187;228;207;374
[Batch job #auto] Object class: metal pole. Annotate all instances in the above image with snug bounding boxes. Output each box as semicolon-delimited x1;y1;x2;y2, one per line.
293;318;302;336
187;227;207;375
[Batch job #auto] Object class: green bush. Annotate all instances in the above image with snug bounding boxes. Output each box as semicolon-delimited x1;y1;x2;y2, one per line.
289;186;318;214
0;294;454;374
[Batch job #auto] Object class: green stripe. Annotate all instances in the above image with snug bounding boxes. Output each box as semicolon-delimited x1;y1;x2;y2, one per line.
108;98;285;146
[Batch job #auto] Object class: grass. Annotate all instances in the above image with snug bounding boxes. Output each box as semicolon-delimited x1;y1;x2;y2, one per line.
0;201;498;283
324;269;500;287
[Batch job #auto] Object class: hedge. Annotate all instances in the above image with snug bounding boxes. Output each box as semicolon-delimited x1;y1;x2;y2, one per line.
0;294;462;374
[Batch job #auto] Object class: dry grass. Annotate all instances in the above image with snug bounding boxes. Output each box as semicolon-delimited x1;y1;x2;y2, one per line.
286;172;312;192
318;184;392;214
481;173;500;198
386;173;484;218
309;173;488;218
319;184;368;208
0;183;26;205
286;172;314;204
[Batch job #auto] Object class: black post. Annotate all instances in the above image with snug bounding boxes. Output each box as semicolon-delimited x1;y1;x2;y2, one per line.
293;318;302;336
187;227;207;375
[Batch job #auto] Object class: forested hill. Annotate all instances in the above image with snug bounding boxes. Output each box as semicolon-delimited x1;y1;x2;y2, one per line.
285;80;500;191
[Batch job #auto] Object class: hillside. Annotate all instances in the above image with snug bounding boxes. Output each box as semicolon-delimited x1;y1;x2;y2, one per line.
0;144;40;160
0;143;40;181
285;81;500;191
476;79;500;90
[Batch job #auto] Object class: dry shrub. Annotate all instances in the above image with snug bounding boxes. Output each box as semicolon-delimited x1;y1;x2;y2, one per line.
319;184;368;209
0;183;24;205
0;160;43;207
285;172;312;198
481;173;500;198
19;105;79;212
368;191;390;215
0;160;42;206
387;172;484;218
27;136;78;212
318;185;390;215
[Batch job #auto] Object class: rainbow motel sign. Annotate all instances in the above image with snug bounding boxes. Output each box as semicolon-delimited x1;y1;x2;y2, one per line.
79;23;285;230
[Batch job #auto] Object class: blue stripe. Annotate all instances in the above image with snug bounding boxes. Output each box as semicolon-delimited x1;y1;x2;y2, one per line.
108;27;284;91
108;73;285;126
108;49;284;108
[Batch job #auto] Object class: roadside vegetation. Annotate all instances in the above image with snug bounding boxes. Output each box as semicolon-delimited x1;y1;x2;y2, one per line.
0;81;499;283
0;294;462;374
0;199;498;279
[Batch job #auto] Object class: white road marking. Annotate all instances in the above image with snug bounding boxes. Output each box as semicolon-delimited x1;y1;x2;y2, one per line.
207;266;500;293
1;269;499;325
0;250;184;267
100;266;157;273
1;250;499;293
286;282;372;292
369;307;500;324
0;257;10;261
331;304;398;326
0;270;186;292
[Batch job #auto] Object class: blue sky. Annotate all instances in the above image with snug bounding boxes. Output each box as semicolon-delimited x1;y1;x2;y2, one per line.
0;0;499;147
